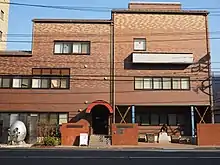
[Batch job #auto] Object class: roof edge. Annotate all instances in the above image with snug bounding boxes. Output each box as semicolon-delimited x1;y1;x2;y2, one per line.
112;9;209;15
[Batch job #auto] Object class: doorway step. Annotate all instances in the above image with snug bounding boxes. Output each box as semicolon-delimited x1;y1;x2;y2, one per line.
89;135;111;147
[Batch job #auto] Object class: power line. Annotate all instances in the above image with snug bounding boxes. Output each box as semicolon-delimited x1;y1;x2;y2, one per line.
1;37;220;44
4;30;220;37
1;1;220;13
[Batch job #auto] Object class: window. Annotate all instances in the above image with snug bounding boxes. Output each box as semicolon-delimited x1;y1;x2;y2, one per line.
159;113;167;125
134;38;146;51
1;10;4;20
51;78;68;89
134;76;190;90
73;42;90;54
59;113;68;125
177;114;185;125
153;78;162;89
144;78;152;89
2;77;10;88
135;77;143;89
162;78;172;89
168;114;177;126
12;78;30;88
151;114;159;125
32;78;41;88
49;113;58;125
172;78;181;89
54;41;90;54
38;113;67;125
172;77;190;90
136;114;150;126
181;78;190;89
32;68;70;89
38;113;48;124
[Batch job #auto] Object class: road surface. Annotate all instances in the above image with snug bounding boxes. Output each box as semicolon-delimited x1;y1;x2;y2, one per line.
0;148;220;164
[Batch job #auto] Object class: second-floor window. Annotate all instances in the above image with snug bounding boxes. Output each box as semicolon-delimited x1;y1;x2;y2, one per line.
134;77;190;90
54;41;90;55
0;68;70;89
134;38;146;51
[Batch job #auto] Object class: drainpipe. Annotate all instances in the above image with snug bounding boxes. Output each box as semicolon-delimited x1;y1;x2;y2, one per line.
205;14;214;123
111;12;116;124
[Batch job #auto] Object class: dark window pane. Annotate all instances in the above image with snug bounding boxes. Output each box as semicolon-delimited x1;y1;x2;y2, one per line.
60;79;68;88
2;78;10;88
39;113;48;124
160;114;167;125
49;113;58;125
141;114;150;125
21;79;30;88
168;114;177;126
41;79;49;88
151;114;159;125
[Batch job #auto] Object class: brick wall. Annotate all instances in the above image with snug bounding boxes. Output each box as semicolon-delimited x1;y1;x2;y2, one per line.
112;123;138;145
60;119;90;146
128;2;181;10
0;21;112;121
197;124;220;146
113;12;210;106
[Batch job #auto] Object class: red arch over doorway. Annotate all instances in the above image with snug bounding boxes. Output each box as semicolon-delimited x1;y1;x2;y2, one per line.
86;100;113;114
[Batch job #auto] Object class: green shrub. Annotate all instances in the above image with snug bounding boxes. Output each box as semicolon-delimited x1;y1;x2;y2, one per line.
43;136;57;146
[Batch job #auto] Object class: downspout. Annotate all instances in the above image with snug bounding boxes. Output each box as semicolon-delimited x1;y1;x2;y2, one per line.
111;12;115;124
205;14;214;123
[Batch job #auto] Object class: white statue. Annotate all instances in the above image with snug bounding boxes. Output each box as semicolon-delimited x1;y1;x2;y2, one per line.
8;120;27;145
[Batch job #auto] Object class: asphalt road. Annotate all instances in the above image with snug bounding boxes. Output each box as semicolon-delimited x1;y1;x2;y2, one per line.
0;148;220;165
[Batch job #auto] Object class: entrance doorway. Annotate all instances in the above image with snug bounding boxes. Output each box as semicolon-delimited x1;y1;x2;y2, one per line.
91;105;109;135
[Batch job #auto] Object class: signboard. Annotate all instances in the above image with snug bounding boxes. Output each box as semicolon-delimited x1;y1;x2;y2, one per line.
79;133;88;146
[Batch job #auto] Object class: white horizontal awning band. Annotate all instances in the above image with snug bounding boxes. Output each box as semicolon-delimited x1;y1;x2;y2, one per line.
132;53;194;64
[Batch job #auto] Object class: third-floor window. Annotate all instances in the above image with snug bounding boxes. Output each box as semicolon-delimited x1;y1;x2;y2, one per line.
54;41;90;55
134;38;146;51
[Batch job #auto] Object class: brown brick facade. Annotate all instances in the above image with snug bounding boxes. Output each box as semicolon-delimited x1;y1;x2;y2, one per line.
113;12;210;106
0;21;112;120
197;124;220;146
0;2;211;129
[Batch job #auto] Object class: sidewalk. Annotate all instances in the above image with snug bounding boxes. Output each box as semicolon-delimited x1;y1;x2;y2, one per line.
1;143;220;150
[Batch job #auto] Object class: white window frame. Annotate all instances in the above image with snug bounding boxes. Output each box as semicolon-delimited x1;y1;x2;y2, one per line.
59;113;68;125
135;77;144;89
162;78;172;89
134;38;146;51
153;78;162;89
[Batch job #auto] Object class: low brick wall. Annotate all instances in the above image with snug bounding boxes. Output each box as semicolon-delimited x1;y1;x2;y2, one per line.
197;124;220;146
60;119;90;146
112;123;138;145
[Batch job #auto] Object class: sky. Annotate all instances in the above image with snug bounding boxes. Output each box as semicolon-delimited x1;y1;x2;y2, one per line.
6;0;220;72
